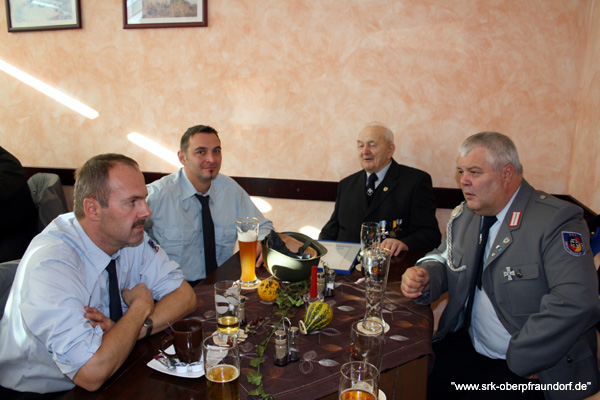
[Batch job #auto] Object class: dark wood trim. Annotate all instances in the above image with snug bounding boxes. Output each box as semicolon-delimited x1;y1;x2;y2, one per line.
23;167;597;220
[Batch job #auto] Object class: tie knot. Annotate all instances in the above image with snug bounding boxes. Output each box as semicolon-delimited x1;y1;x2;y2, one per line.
195;194;210;206
481;215;497;232
367;173;378;186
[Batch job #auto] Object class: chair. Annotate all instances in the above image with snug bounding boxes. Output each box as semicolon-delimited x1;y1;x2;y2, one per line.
27;173;69;232
0;259;19;320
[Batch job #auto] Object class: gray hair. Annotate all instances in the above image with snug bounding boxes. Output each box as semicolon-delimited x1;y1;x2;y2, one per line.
74;154;139;219
459;131;523;174
364;122;394;143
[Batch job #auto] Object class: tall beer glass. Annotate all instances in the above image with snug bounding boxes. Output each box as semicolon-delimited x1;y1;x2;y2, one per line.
236;217;260;290
203;333;240;400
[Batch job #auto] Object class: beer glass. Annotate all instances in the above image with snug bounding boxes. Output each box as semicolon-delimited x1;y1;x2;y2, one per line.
362;247;392;331
203;333;240;400
236;217;260;289
360;222;381;252
359;222;381;274
214;280;241;337
339;361;379;400
349;320;385;378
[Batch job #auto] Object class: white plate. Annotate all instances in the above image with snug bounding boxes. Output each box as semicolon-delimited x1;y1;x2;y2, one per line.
146;345;204;378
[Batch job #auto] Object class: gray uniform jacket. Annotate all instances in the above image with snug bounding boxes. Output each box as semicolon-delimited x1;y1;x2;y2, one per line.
416;180;600;400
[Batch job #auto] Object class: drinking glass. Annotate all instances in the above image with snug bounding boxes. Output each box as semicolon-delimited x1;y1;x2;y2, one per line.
349;320;385;377
362;247;392;331
203;333;240;400
360;222;381;253
236;217;260;289
214;280;241;338
339;361;379;400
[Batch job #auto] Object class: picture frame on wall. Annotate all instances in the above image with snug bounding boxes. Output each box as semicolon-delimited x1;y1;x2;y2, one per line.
5;0;81;32
123;0;207;29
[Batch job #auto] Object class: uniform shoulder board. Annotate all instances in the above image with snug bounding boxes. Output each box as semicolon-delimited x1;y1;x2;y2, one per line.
451;203;464;218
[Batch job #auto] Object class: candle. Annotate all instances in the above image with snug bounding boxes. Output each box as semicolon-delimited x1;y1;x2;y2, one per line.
310;265;318;298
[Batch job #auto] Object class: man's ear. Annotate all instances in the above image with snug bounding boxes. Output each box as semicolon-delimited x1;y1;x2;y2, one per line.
83;198;101;221
502;164;515;184
178;150;186;166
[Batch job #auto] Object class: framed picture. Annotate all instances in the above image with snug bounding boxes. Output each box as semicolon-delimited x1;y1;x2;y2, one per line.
5;0;81;32
123;0;207;29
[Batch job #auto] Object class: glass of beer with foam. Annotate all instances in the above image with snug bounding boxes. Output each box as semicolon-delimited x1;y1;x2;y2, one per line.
203;333;240;400
236;217;260;290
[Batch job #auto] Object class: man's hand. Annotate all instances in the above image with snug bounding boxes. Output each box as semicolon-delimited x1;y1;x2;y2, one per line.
84;307;115;333
381;238;408;256
121;283;154;315
401;266;430;298
255;242;264;268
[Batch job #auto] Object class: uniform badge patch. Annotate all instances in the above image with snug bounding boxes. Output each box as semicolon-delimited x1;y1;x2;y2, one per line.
562;231;585;256
509;211;521;227
148;238;160;252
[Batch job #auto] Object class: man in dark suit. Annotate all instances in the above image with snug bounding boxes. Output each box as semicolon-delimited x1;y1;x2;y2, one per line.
0;146;37;262
319;123;441;254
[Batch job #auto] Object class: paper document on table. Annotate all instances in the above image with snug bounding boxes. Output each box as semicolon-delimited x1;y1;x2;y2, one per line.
318;240;361;275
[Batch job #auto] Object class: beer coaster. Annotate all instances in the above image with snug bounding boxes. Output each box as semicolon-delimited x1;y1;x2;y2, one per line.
357;319;390;334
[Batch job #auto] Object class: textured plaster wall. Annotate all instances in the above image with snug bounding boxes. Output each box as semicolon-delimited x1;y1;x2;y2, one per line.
571;0;600;213
0;0;598;236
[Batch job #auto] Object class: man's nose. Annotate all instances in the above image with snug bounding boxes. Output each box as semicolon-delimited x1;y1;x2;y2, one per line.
140;201;152;218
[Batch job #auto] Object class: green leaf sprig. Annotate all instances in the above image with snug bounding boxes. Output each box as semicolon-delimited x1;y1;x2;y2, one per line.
246;279;309;399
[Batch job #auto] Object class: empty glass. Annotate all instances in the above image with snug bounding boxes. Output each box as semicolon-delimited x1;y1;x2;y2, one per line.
362;247;392;331
360;222;381;252
349;320;385;376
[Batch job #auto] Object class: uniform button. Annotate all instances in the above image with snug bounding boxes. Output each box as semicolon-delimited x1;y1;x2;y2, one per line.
567;357;573;364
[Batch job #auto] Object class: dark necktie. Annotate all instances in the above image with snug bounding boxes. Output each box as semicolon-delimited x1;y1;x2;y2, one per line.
106;259;123;322
463;215;497;331
366;173;378;204
195;194;218;276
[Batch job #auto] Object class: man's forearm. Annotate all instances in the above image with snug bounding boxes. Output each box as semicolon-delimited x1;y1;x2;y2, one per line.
146;281;197;336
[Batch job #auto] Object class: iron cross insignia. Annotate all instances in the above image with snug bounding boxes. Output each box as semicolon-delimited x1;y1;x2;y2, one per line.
503;267;515;281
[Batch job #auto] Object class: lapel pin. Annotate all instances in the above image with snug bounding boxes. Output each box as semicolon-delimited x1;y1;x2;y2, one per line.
383;187;389;192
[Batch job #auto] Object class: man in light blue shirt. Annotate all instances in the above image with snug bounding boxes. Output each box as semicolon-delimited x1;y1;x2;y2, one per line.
146;125;274;284
0;154;196;395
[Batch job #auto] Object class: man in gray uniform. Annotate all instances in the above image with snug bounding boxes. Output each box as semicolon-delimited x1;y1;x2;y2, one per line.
402;132;600;400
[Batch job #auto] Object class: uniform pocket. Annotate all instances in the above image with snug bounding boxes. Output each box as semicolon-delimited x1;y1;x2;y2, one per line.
500;263;547;316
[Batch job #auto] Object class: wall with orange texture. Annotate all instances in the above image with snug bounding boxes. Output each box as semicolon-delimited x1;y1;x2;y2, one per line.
0;1;598;236
570;0;600;216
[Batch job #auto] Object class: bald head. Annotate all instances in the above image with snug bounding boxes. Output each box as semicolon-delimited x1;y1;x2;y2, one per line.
357;124;395;173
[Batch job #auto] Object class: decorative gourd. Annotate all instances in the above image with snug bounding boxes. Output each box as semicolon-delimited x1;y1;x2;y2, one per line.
299;301;333;334
258;277;280;302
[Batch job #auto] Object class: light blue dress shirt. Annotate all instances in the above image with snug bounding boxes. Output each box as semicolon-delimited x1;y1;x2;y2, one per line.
146;169;274;281
469;187;521;359
0;213;185;393
365;161;392;190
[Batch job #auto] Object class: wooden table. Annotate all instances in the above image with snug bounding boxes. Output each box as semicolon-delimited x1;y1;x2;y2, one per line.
59;250;431;400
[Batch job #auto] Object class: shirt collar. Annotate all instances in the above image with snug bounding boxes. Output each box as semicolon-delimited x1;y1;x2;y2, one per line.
366;161;392;187
179;168;206;199
72;216;113;271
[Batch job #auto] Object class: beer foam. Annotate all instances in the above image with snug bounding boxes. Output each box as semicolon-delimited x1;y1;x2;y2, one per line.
237;231;258;241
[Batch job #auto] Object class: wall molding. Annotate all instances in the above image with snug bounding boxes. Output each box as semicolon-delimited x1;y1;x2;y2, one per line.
24;167;596;220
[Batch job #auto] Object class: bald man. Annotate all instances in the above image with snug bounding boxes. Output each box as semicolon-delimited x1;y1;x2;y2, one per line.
319;123;441;254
